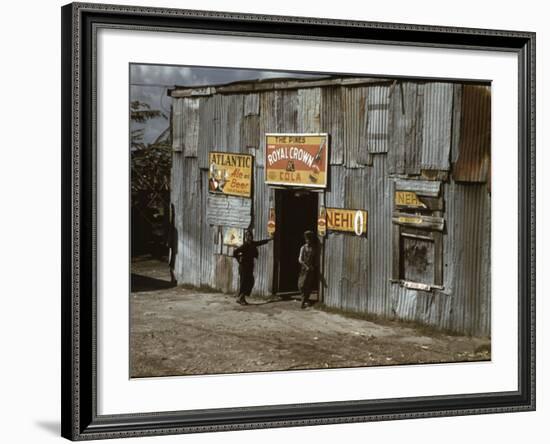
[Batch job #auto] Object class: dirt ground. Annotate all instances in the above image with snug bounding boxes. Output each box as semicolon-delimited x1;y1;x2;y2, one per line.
130;257;490;378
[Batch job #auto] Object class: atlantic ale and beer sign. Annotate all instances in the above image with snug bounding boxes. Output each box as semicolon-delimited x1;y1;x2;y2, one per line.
208;152;253;198
265;133;329;188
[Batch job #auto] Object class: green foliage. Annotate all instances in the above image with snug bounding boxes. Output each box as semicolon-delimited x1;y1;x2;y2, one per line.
130;100;171;208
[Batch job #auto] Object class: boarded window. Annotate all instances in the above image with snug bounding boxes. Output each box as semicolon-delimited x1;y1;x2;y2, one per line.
402;235;435;285
392;180;444;289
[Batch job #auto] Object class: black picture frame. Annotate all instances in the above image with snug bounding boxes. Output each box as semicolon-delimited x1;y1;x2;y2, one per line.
61;2;536;440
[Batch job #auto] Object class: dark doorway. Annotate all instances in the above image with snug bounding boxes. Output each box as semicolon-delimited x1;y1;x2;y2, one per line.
274;189;318;294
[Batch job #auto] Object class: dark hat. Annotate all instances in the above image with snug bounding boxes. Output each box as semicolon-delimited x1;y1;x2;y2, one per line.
304;230;315;239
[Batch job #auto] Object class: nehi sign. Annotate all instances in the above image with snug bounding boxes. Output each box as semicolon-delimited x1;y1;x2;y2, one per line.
326;208;368;236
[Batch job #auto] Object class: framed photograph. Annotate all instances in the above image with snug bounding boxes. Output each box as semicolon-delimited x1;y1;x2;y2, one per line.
61;2;535;440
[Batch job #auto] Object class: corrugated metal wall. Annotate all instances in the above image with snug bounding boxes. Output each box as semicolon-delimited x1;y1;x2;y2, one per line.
170;77;491;336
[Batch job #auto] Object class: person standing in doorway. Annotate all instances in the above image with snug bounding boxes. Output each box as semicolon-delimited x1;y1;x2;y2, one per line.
233;230;271;305
298;230;318;309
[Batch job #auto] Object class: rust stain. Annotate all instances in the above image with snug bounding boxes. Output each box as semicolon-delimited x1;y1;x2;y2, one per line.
453;85;491;183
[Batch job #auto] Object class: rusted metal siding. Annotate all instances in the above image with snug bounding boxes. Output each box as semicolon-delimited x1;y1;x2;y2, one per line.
342;87;368;168
444;180;491;336
421;83;453;171
453;85;491;183
323;156;392;317
366;155;393;317
170;76;491;336
323;166;345;308
388;82;424;175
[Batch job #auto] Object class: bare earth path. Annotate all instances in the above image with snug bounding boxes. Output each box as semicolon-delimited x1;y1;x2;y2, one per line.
130;258;490;378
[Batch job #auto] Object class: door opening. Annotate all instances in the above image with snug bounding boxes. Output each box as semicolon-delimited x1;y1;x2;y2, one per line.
274;189;318;295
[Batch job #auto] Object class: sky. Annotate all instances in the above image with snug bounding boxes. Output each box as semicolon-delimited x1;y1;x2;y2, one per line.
130;64;321;144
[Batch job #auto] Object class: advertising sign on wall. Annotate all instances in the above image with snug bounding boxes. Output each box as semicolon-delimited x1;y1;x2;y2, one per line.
265;133;329;188
326;207;368;236
208;152;253;198
223;227;244;246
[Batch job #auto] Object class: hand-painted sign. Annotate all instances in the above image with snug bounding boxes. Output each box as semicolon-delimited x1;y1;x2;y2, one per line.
397;216;423;225
265;133;328;188
317;206;327;237
326;208;368;236
223;227;243;246
208;152;253;198
395;191;426;208
267;207;276;237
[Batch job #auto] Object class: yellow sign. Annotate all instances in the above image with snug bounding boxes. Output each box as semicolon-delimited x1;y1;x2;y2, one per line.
395;191;426;208
265;134;328;188
326;208;368;236
398;216;423;225
208;152;253;198
223;227;243;246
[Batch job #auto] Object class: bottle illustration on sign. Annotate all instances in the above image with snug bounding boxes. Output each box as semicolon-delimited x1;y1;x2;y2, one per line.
309;138;325;183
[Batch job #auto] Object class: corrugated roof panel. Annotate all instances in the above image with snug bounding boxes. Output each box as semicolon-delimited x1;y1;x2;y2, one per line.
453;85;491;183
421;82;453;171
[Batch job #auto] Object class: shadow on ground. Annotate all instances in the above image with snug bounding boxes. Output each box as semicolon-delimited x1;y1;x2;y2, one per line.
131;273;175;292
